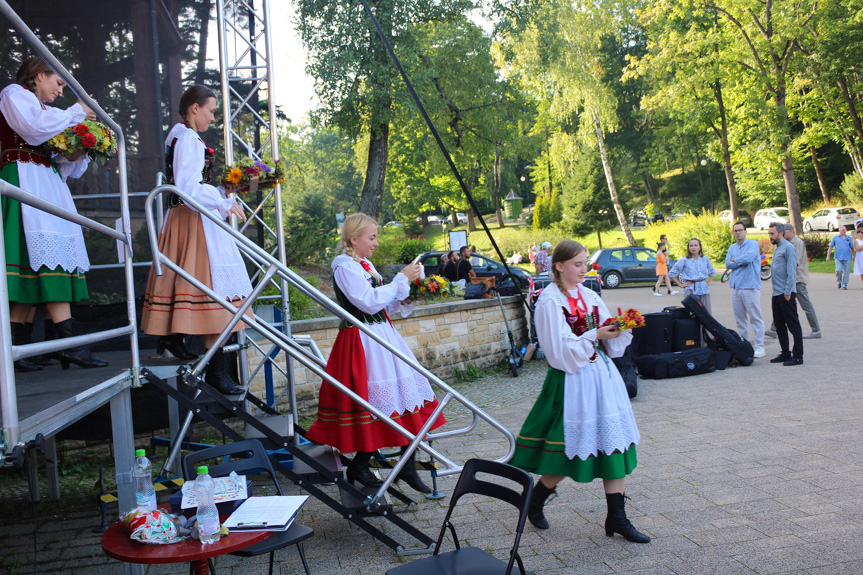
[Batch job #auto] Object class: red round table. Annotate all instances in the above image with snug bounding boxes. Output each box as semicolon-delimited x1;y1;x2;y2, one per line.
102;510;270;575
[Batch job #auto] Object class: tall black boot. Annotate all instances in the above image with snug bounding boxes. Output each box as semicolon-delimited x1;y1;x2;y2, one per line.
204;348;244;395
527;480;556;529
346;451;383;487
11;322;42;372
156;334;198;360
24;322;53;366
52;318;108;369
605;492;650;543
395;446;431;494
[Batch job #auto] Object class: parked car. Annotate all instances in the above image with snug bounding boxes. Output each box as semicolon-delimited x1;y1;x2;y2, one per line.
587;247;676;289
413;251;532;289
414;214;444;224
456;212;468;224
803;206;860;232
668;211;686;220
382;220;403;228
718;209;754;227
753;207;790;230
628;208;663;226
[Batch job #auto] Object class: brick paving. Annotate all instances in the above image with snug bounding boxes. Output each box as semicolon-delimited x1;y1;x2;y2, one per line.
1;271;861;574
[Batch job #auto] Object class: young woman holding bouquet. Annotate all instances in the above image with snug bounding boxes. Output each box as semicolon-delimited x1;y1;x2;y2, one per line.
510;239;649;543
140;85;251;394
0;57;107;371
306;213;445;494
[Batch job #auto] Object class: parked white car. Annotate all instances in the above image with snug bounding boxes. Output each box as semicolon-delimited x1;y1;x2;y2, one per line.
456;212;468;224
754;207;790;230
803;206;860;232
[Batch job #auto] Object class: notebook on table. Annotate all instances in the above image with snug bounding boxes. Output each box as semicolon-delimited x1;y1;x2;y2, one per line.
223;495;309;532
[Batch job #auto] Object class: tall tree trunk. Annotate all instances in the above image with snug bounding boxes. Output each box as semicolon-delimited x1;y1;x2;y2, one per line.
809;145;830;205
837;75;863;149
195;0;213;84
843;133;863;178
776;93;804;233
494;143;505;227
593;112;635;247
642;172;655;205
712;81;739;220
359;120;389;219
545;129;553;197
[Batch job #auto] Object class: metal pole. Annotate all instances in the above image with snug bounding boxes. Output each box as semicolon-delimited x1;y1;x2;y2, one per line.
0;206;19;460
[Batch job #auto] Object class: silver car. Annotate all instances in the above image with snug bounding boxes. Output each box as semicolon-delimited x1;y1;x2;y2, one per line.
803;206;860;232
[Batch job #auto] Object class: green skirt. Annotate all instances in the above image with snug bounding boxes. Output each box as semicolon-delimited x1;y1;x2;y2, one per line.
510;367;637;483
1;163;88;303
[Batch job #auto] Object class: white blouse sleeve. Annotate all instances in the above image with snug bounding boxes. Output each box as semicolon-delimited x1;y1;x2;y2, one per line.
53;153;91;181
0;87;86;146
591;292;633;358
173;132;235;219
334;262;411;315
535;295;601;374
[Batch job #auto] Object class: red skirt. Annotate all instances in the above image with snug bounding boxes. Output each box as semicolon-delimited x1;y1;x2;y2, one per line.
305;326;445;453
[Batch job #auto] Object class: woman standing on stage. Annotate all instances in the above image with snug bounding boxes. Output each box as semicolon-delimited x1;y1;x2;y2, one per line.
0;57;106;371
511;239;649;543
140;85;251;394
306;213;445;494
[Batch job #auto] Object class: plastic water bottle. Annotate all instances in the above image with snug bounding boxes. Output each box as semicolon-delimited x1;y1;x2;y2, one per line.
194;466;221;544
132;449;157;510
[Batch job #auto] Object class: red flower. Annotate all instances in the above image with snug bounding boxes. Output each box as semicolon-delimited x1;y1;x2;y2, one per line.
206;147;215;154
73;124;89;136
81;133;97;148
360;260;371;272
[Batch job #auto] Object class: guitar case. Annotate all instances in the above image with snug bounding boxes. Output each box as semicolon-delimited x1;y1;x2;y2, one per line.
681;294;755;366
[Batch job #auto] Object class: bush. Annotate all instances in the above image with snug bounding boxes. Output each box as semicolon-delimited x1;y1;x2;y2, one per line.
801;235;830;260
840;172;863;205
644;213;734;263
370;234;432;267
258;269;328;321
398;235;433;263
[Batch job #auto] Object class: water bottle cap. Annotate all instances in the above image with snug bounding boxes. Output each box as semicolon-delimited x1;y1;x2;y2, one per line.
197;465;208;475
135;449;145;457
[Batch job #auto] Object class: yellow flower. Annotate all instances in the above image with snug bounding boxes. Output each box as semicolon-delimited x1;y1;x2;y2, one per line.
53;136;68;150
100;137;112;150
226;167;243;185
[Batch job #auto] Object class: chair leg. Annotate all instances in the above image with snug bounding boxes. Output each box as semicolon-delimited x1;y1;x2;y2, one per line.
268;550;275;575
297;542;311;575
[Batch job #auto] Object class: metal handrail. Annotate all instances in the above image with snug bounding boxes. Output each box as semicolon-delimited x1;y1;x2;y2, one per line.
145;183;517;506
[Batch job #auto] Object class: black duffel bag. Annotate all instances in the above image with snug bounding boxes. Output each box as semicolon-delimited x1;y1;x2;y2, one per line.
495;278;521;296
636;348;719;380
464;282;492;300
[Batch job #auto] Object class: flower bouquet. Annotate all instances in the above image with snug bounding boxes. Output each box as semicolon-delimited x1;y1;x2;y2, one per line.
410;275;458;301
223;157;284;194
45;121;117;164
602;308;645;331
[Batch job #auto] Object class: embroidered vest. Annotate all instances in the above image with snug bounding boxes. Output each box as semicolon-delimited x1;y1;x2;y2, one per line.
0;108;51;168
165;136;214;209
334;272;388;329
561;303;600;362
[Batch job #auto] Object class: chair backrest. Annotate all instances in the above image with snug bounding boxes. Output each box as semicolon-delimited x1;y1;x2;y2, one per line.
182;439;282;496
434;458;533;574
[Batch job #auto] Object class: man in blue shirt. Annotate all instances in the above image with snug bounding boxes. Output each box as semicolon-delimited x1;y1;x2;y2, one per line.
725;222;765;358
827;225;854;289
768;222;802;366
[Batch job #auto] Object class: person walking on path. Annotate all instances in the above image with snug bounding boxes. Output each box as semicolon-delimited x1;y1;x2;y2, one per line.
853;227;863;289
768;222;803;366
652;243;677;296
668;238;716;313
725;222;765;358
535;241;551;275
511;239;649;544
826;225;854;289
766;224;821;339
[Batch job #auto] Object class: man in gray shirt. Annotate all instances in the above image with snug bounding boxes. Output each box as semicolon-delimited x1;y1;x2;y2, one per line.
768;222;803;366
766;224;821;339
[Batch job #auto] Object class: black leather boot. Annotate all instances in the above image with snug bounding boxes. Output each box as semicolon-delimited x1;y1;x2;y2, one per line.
395;446;431;494
25;322;53;366
527;480;556;529
605;492;650;543
52;318;108;369
11;322;41;372
346;451;383;487
156;334;198;360
204;348;244;395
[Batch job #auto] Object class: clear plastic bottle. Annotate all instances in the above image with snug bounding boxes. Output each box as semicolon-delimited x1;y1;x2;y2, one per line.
132;449;157;510
194;465;221;544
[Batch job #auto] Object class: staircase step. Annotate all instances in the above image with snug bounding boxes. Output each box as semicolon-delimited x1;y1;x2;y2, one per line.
244;414;294;443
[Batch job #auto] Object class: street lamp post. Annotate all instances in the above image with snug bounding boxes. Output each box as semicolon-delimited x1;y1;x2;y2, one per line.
700;159;714;213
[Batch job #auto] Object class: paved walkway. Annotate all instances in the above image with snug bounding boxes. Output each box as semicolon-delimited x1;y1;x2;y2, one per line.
1;272;861;574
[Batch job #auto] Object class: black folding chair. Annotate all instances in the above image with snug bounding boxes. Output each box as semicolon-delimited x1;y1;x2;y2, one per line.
183;439;313;575
386;458;534;575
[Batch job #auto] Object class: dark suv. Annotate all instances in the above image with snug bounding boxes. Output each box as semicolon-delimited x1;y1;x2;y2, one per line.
413;251;532;289
588;247;676;289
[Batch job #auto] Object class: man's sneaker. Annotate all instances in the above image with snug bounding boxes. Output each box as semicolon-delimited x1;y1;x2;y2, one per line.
843;286;848;290
783;357;804;366
764;330;777;338
803;331;822;339
753;347;765;358
769;353;791;364
653;292;663;297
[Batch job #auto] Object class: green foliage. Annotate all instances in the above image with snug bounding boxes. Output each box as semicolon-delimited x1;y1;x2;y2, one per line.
398;235;434;264
533;192;560;230
370;234;433;267
801;235;831;261
644;203;656;218
283;190;339;265
644;213;733;263
259;271;328;321
840;172;863;205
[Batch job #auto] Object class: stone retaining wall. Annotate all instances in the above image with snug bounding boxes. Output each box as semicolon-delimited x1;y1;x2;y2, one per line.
247;295;529;416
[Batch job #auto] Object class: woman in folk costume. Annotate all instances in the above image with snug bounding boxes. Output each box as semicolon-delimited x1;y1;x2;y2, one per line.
0;57;107;371
140;85;251;395
306;213;445;494
510;239;649;543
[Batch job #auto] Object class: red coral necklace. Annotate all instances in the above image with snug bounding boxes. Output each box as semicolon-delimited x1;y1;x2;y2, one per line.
567;285;587;316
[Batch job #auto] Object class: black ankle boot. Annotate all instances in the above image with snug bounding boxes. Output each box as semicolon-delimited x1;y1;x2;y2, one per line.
395;446;431;494
204;348;244;395
527;480;556;529
605;492;650;543
346;451;383;487
11;322;41;372
52;318;108;369
156;334;198;360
